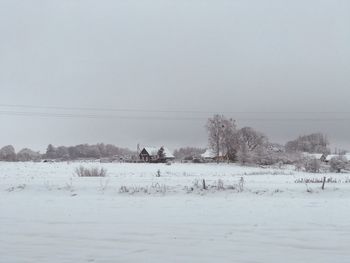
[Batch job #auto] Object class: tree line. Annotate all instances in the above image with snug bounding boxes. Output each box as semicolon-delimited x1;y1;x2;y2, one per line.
0;143;135;162
0;114;340;166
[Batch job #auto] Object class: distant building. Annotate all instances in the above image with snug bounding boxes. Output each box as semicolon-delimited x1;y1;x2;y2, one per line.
201;149;216;160
325;154;350;163
302;152;326;162
139;146;175;163
267;143;285;153
325;154;338;163
200;149;226;161
345;154;350;162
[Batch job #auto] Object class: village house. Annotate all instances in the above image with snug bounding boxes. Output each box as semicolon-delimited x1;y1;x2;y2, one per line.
325;154;350;163
200;149;226;162
139;146;175;163
302;152;327;162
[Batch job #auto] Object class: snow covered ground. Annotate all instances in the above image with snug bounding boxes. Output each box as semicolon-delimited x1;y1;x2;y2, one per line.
1;162;350;263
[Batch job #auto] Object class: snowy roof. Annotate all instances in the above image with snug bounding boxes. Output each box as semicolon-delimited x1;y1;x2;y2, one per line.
200;149;224;158
325;154;350;162
143;147;159;156
201;149;216;158
302;153;324;160
142;147;174;159
325;154;339;161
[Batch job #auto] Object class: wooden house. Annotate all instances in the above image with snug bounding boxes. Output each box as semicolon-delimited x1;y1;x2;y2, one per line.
139;146;175;163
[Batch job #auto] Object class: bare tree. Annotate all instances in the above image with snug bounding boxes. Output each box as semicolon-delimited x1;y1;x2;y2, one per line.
304;158;321;173
206;115;237;162
56;146;70;160
45;144;57;159
251;145;273;165
17;148;41;162
330;156;347;173
237;143;251;165
237;127;267;152
285;133;330;154
222;119;239;161
0;145;16;161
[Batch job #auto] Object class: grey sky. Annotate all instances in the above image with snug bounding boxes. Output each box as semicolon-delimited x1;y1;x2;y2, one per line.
0;0;349;152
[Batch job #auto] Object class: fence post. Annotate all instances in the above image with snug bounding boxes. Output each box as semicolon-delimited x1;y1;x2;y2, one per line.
202;179;207;190
321;176;326;190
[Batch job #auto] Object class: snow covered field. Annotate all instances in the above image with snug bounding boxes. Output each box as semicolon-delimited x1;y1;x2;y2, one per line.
1;162;350;263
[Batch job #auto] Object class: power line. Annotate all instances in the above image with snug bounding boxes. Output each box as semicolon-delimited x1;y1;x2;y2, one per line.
0;110;350;122
0;110;204;120
0;104;218;114
1;103;350;115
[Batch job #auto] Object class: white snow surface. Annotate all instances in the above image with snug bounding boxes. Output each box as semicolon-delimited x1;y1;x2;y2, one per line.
1;162;350;263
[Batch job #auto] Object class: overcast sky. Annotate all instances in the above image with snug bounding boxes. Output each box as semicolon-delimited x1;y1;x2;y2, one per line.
0;0;349;152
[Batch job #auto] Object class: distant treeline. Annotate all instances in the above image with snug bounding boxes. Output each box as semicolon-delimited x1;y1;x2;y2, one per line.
0;115;346;165
285;133;330;154
0;143;136;162
0;146;40;162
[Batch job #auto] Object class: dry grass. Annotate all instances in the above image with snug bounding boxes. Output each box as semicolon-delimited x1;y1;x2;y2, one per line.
75;166;107;177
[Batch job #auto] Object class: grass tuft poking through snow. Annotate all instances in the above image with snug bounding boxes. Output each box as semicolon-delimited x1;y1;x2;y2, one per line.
75;166;107;177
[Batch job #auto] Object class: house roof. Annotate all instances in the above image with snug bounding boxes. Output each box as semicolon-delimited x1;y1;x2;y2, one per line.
302;152;324;160
143;147;159;156
142;146;174;159
201;149;215;158
325;154;350;161
200;149;224;158
325;154;339;161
